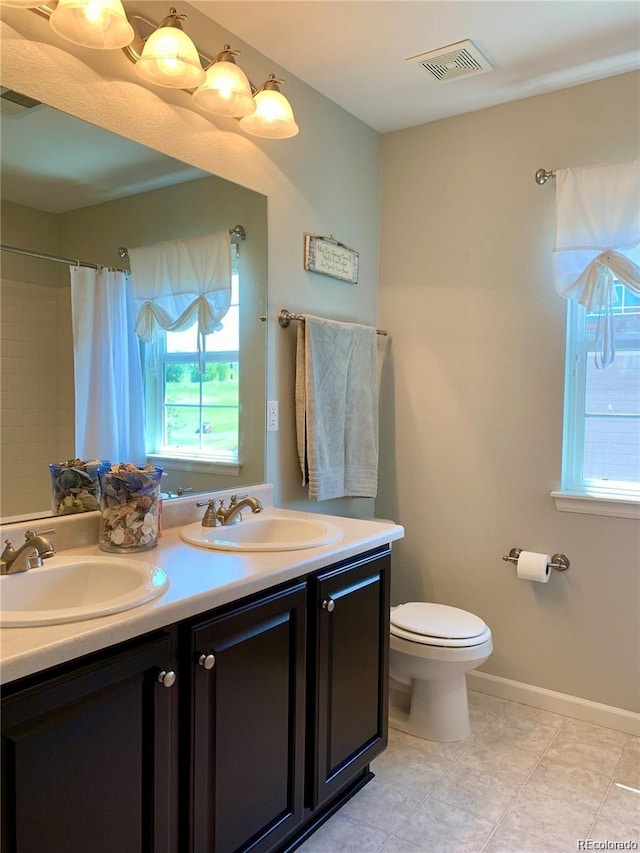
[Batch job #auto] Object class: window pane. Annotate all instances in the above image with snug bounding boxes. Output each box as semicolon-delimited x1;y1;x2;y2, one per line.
584;416;640;482
585;352;640;416
585;287;640;338
164;405;202;448
160;360;239;458
205;306;239;352
198;406;239;456
166;325;199;354
583;351;640;483
201;362;239;405
164;363;200;404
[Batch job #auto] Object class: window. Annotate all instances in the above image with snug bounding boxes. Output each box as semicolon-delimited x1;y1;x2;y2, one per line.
144;260;240;466
550;159;640;517
561;282;640;498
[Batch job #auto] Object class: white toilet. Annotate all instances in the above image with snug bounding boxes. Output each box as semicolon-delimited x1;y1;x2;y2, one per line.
389;602;493;742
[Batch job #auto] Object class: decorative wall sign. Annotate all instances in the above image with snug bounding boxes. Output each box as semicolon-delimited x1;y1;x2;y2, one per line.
304;235;359;284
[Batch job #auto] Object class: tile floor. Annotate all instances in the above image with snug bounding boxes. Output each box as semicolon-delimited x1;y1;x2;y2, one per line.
298;691;640;853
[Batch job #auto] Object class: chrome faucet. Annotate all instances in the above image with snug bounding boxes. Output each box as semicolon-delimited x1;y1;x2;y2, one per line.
0;528;56;575
216;495;263;526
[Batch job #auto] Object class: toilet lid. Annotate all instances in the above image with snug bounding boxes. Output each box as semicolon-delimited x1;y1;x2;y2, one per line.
390;602;488;640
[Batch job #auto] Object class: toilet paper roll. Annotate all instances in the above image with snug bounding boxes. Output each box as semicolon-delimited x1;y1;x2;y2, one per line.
517;550;551;583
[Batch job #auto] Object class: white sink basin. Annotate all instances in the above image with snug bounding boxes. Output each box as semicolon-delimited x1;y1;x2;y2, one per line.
180;514;344;552
0;555;169;627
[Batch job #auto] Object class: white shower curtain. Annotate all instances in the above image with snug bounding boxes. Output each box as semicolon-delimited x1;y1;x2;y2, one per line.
70;267;146;464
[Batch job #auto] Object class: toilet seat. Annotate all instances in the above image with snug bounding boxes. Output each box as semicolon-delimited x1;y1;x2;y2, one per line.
390;602;491;648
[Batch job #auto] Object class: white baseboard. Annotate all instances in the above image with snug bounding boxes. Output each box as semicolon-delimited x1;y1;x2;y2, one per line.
467;670;640;737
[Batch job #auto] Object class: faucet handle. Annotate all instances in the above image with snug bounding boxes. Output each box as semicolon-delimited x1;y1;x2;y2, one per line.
196;499;218;528
25;527;56;540
1;538;16;559
230;494;249;506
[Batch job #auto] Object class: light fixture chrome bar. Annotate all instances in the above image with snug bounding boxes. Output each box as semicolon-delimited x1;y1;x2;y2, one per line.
278;309;388;337
26;5;298;136
0;243;129;273
535;168;556;185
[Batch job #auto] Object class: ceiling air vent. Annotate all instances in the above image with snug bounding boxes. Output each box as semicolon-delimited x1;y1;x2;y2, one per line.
0;88;43;117
407;39;493;84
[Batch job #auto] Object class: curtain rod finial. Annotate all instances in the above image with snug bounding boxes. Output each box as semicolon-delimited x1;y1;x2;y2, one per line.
535;168;555;185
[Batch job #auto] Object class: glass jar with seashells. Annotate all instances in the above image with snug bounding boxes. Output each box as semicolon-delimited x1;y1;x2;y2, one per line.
49;458;110;515
98;464;163;552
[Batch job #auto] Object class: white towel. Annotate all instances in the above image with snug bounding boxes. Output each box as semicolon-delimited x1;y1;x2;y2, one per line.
295;314;378;500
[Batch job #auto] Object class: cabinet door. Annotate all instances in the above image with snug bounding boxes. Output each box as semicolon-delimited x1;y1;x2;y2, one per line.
312;550;390;808
190;583;306;853
1;634;174;853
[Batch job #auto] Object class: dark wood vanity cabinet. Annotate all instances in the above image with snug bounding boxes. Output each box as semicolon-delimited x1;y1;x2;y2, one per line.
188;583;308;853
310;552;390;810
0;546;391;853
186;547;390;853
1;634;175;853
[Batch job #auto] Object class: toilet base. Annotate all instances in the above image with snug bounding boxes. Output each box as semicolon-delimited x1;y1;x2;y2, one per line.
390;674;471;742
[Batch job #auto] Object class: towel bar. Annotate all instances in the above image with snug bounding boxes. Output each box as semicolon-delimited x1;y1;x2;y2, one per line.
278;308;388;336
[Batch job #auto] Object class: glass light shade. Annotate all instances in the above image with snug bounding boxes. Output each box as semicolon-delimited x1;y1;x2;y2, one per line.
239;88;299;139
135;25;205;88
49;0;134;49
192;61;256;118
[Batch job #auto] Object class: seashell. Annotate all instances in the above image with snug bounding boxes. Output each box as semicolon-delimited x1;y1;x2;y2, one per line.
56;469;84;490
110;528;125;545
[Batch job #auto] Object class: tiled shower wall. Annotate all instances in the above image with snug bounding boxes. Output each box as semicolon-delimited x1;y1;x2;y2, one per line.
0;278;74;518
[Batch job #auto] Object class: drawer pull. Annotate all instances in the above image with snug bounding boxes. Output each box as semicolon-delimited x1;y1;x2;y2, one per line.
321;598;335;613
198;653;216;670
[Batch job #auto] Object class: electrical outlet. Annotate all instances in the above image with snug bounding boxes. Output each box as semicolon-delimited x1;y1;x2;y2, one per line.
267;400;279;431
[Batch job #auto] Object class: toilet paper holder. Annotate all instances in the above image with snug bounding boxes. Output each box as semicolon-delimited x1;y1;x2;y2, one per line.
502;548;570;572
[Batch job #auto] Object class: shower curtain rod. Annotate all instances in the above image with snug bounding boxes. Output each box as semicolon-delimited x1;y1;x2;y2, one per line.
0;243;129;274
1;224;246;273
117;224;247;259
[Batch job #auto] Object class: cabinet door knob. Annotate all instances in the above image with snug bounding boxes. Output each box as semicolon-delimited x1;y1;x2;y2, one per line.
198;653;216;670
157;670;176;688
321;598;335;613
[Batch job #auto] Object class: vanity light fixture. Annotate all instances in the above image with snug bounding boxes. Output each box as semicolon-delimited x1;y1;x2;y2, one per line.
132;7;205;89
49;0;134;50
6;2;299;138
192;44;256;118
239;74;299;139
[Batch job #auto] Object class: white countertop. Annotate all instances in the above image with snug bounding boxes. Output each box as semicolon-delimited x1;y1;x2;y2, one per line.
0;506;404;685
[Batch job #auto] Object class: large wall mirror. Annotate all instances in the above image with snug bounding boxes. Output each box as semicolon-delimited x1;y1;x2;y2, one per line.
0;90;267;523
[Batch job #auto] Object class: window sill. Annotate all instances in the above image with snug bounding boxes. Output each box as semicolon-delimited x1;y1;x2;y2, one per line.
551;490;640;520
148;453;241;477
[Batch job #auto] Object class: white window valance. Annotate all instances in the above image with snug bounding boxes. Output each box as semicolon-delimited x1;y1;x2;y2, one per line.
553;159;640;367
129;231;232;370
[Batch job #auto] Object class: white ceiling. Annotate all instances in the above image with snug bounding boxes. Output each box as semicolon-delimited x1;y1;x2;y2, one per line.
1;1;637;213
191;0;640;133
0;96;208;213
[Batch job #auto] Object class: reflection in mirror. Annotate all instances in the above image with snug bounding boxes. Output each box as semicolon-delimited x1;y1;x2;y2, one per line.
0;93;267;523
